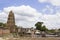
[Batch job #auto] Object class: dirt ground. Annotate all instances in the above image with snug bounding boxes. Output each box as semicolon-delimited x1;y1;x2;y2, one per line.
3;37;60;40
20;37;60;40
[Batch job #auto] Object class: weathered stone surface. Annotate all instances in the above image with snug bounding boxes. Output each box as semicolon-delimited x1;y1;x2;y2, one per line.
6;11;16;33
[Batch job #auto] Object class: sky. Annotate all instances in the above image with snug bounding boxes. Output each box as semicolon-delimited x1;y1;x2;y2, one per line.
0;0;60;29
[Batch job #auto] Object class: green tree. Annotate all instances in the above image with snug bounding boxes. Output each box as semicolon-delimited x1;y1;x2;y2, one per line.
35;22;43;31
0;22;7;28
41;25;47;31
3;23;6;27
35;22;48;31
35;22;48;37
0;22;3;26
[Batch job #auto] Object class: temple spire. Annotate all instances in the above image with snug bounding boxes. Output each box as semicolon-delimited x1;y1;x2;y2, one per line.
6;10;16;33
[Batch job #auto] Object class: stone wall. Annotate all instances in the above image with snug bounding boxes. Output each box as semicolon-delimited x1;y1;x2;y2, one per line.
0;29;10;36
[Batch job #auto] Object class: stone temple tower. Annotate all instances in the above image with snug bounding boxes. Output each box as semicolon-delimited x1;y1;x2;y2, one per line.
7;11;16;33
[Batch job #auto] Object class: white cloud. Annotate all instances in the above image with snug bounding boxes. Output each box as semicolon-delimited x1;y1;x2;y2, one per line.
2;5;40;28
3;5;39;22
38;0;60;6
0;5;60;29
38;12;60;29
0;12;8;23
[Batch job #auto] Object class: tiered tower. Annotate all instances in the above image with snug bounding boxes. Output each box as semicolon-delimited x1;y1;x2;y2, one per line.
7;11;16;33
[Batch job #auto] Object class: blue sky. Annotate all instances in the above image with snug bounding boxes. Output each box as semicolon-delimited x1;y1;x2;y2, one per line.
0;0;60;29
0;0;60;14
0;0;52;11
0;0;45;11
0;0;38;9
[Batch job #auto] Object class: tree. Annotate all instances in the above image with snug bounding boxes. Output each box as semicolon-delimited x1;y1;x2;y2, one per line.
58;28;60;31
0;23;3;26
48;29;55;33
3;23;7;27
35;22;48;31
35;22;48;37
0;22;7;28
41;25;47;31
35;22;43;31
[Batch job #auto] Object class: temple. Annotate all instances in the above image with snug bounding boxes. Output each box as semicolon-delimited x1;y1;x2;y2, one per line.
6;11;16;33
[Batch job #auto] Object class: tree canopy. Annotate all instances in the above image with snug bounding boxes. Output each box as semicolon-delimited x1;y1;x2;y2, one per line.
35;22;48;31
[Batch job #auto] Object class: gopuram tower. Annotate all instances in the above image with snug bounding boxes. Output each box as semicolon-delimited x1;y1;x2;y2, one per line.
6;11;16;33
